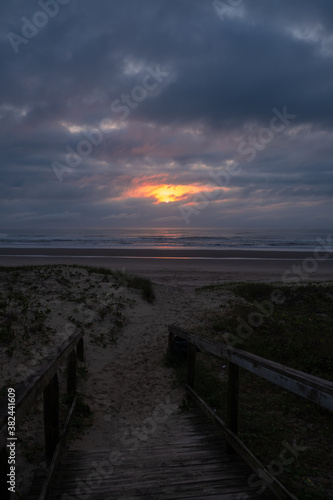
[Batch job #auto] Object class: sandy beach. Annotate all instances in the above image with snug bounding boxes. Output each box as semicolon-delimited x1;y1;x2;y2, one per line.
0;249;332;496
1;247;333;286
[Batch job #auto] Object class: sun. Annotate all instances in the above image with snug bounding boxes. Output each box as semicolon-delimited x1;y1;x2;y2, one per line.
121;178;223;204
150;185;179;203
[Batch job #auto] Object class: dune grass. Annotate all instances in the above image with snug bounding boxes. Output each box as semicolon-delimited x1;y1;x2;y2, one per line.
77;265;155;303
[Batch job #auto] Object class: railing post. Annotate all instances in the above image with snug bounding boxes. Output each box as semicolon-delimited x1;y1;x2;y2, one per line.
0;446;10;500
187;342;197;389
77;337;84;362
226;361;239;453
44;373;59;466
168;329;175;355
67;350;77;400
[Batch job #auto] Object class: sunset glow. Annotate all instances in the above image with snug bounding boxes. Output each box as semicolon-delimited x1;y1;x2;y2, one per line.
125;181;220;204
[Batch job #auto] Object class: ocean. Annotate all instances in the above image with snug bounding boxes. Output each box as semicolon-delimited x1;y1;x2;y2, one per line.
0;227;330;251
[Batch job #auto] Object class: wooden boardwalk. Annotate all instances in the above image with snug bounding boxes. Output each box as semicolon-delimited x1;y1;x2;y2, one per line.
28;406;276;499
8;324;332;499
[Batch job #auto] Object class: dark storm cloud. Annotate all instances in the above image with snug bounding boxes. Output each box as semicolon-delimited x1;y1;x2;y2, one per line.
4;0;333;129
240;0;333;31
1;0;333;228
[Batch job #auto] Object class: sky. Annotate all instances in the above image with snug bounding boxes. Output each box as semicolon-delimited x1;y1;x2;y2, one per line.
1;0;333;231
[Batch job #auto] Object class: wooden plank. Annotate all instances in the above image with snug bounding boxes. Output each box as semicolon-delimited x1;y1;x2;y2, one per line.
45;405;278;500
76;337;84;362
38;394;77;500
186;384;297;500
44;373;59;466
168;330;175;354
226;362;239;453
169;324;333;410
67;350;77;399
50;473;274;498
187;342;197;389
43;405;278;499
74;493;265;500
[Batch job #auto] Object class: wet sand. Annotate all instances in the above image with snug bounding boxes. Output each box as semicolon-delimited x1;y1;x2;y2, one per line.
1;247;332;286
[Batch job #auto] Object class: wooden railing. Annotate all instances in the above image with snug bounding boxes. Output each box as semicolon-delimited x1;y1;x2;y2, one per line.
0;328;84;500
168;324;333;500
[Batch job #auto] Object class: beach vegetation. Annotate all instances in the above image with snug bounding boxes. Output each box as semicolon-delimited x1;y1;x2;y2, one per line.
77;363;89;380
0;266;135;379
201;282;333;379
67;315;84;329
126;275;155;303
77;265;156;303
0;322;13;345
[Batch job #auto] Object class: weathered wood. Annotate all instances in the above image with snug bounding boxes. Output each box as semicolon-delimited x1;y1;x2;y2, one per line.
0;328;83;448
169;324;333;410
187;342;197;389
44;374;59;466
168;330;174;354
186;385;297;500
0;329;83;498
77;337;84;361
67;350;77;399
0;446;10;500
39;394;77;500
226;362;239;453
40;406;277;500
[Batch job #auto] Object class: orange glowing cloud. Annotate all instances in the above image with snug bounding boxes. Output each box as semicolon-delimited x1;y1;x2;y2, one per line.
124;179;220;204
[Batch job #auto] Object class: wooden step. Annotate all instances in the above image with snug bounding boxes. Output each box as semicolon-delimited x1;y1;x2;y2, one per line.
27;407;277;499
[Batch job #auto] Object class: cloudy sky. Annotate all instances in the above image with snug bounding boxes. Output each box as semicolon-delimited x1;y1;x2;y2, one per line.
1;0;333;231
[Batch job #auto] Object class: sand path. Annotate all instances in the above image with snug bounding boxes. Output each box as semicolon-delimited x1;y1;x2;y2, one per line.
68;259;333;453
69;280;227;452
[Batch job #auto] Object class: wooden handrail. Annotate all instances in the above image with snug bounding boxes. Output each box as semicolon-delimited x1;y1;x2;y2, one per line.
169;324;333;410
168;324;333;500
0;328;84;500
